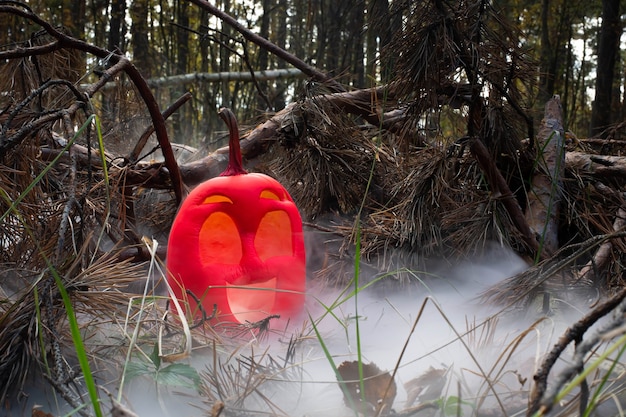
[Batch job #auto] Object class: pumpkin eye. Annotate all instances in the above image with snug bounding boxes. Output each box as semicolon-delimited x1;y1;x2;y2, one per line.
255;211;293;261
260;189;282;200
203;194;233;204
199;212;242;264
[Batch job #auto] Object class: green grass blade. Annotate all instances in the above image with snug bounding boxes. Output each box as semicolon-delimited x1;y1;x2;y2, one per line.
353;221;367;409
583;341;626;417
93;113;109;187
555;332;626;410
51;269;103;417
308;312;359;417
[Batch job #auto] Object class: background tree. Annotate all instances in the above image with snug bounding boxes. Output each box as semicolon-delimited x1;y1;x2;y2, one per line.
590;0;622;138
130;0;151;79
2;0;625;145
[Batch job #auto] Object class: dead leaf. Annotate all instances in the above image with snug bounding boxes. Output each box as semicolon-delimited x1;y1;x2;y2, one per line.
337;360;397;416
32;407;55;417
403;366;447;406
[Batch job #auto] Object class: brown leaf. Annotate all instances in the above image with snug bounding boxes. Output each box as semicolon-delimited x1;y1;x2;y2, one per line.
32;408;55;417
337;360;397;416
403;366;448;406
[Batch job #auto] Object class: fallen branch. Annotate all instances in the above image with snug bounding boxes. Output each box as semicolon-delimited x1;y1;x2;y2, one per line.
578;200;626;283
129;92;194;163
144;86;401;187
565;151;626;178
83;68;307;91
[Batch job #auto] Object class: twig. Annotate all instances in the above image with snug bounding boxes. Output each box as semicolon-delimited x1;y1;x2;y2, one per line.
578;204;626;283
194;23;274;110
56;112;80;260
42;373;92;417
0;79;86;155
129;92;193;163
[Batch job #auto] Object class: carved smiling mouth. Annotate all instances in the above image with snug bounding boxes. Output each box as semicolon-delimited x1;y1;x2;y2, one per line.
226;277;277;323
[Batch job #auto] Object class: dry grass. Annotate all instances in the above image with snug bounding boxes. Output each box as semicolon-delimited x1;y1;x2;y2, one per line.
1;5;626;415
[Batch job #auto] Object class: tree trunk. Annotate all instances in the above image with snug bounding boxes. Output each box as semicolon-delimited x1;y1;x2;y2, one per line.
536;0;553;106
273;0;288;111
130;0;151;78
590;0;621;138
174;0;190;138
347;1;365;88
367;0;395;83
256;0;271;111
107;0;126;51
219;0;232;107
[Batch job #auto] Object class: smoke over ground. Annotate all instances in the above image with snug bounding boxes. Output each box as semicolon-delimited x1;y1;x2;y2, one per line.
120;244;546;416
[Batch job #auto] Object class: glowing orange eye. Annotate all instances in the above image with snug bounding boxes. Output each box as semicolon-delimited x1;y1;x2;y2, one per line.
199;212;242;264
260;189;282;200
255;211;293;261
203;195;233;204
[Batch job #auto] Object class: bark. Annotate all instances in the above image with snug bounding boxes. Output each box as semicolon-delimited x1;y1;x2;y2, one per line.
256;0;271;111
536;0;552;105
219;0;232;106
346;1;365;87
272;0;288;110
176;0;189;76
367;0;395;82
61;0;85;38
525;96;565;256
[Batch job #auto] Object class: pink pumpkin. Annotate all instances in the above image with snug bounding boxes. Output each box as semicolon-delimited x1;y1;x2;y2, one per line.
167;108;305;324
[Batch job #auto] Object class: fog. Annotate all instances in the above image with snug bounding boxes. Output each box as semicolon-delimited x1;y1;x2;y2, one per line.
15;243;595;417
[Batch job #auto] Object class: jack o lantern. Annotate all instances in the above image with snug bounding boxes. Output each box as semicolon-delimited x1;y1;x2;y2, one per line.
166;108;306;324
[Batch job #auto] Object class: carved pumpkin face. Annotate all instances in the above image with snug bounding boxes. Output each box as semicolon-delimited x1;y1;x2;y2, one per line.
166;108;305;324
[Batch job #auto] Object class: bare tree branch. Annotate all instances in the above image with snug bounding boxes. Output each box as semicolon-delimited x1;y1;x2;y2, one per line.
0;4;186;204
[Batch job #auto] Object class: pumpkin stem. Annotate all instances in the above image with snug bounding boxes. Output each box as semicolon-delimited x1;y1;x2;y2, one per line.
218;107;247;176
